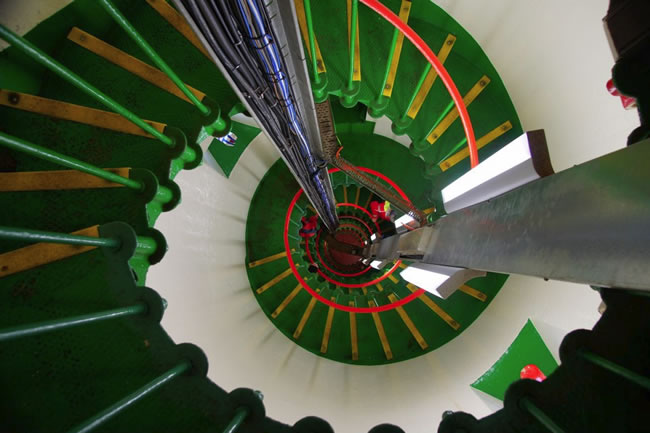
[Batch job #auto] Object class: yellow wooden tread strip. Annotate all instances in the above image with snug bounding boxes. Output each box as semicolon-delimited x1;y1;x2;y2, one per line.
387;293;428;349
0;89;166;138
248;249;295;268
68;27;205;104
459;284;488;302
0;226;99;278
439;121;513;172
369;300;393;360
294;0;326;73
271;284;303;318
383;0;411;97
354;186;361;205
423;207;436;215
293;289;320;339
320;297;336;353
426;75;491;145
349;301;359;360
343;185;348;203
407;283;461;330
256;268;294;294
407;34;456;119
347;0;361;81
0;168;130;192
398;262;407;269
388;273;399;284
145;0;211;59
375;283;384;292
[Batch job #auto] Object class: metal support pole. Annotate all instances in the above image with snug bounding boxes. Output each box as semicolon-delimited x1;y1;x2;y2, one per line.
66;362;191;433
0;24;175;147
222;407;249;433
0;226;121;248
98;0;210;116
520;398;565;433
303;0;321;85
581;351;650;391
0;303;146;341
0;132;143;191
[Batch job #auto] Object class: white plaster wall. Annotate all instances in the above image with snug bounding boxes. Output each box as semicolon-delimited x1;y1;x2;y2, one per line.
0;0;74;49
148;2;641;432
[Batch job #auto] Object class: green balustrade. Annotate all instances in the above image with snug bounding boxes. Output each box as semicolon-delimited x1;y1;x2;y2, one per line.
520;398;565;433
0;303;147;342
67;362;191;433
223;408;249;433
98;0;208;115
0;131;144;191
581;350;650;391
0;226;121;248
303;0;321;85
0;24;175;147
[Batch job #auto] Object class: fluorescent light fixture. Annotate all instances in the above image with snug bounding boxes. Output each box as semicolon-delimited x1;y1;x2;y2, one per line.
441;130;553;214
371;233;377;242
371;260;392;270
400;263;486;299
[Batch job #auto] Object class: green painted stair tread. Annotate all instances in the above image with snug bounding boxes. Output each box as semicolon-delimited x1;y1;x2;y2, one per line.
307;0;522;167
471;319;560;401
0;246;234;433
208;120;261;178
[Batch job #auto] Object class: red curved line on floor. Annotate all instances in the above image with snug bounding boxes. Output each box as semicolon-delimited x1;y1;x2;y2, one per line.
284;168;425;312
337;209;379;236
359;0;479;168
336;222;371;242
314;228;371;278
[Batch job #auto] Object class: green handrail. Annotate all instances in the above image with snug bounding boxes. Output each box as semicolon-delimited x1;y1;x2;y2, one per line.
377;28;400;101
347;0;359;90
0;24;175;147
97;0;210;116
520;398;565;433
581;350;650;391
0;303;146;341
0;131;143;191
303;0;321;85
0;226;121;248
223;408;249;433
401;64;432;121
67;361;191;433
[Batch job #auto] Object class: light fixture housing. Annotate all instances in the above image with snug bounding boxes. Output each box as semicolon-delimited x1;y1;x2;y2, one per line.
400;263;486;299
441;130;553;214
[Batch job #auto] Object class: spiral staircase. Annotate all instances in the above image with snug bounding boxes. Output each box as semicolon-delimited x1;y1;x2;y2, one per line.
1;1;648;432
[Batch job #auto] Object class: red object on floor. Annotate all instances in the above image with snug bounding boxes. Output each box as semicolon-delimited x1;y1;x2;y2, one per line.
607;79;637;110
520;364;547;382
299;215;319;238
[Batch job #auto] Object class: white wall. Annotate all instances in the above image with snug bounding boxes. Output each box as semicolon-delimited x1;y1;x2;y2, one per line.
0;0;74;50
131;1;642;432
